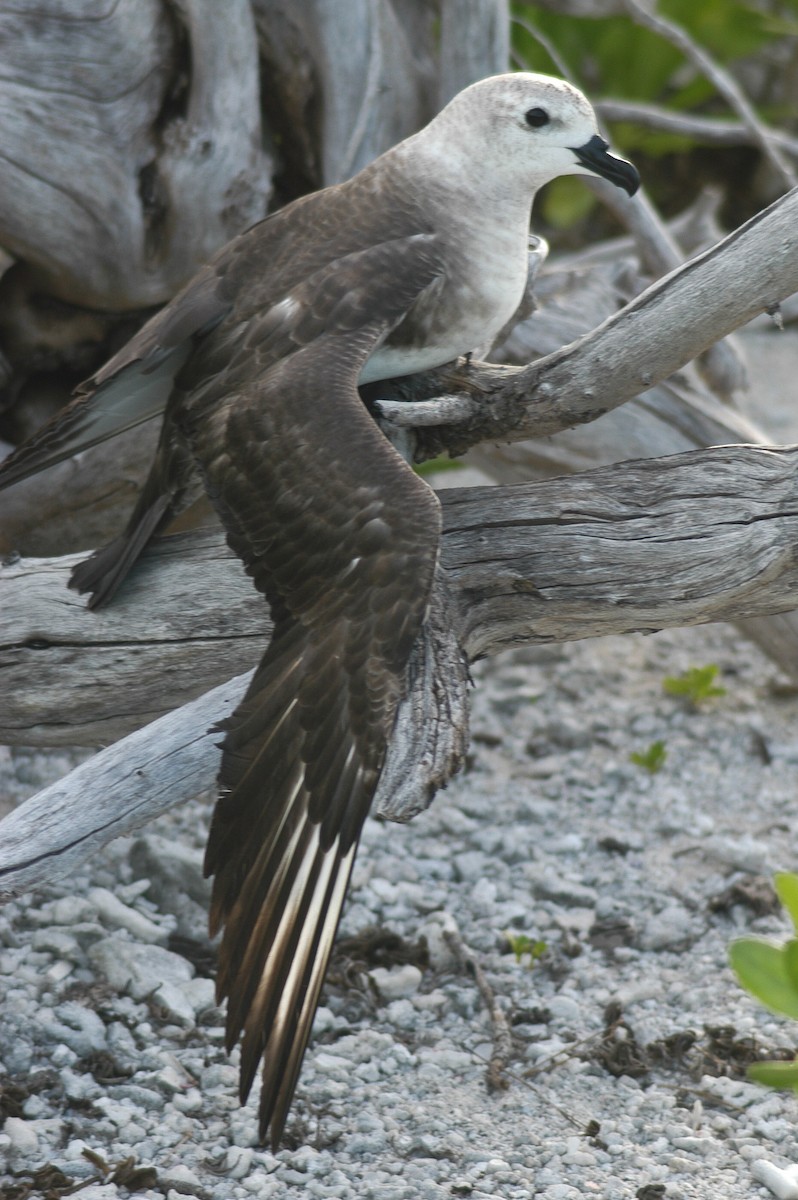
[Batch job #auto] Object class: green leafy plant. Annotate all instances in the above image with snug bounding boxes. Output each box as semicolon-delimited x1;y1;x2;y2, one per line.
729;872;798;1093
506;932;547;968
629;739;667;773
511;0;783;231
662;664;726;705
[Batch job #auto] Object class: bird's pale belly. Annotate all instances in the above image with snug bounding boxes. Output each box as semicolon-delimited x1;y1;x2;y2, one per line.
360;240;529;385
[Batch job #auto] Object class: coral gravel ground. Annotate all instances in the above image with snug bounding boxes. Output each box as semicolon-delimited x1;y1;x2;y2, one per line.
2;324;798;1198
1;617;798;1200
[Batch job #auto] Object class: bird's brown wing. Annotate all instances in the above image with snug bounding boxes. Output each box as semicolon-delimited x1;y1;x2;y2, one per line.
185;235;445;1147
0;180;429;602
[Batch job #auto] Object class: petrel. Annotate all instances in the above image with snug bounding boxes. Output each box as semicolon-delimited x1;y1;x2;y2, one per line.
0;73;639;1146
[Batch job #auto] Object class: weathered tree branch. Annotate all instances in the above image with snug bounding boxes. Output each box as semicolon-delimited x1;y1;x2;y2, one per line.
376;187;798;459
596;99;798;160
4;442;798;746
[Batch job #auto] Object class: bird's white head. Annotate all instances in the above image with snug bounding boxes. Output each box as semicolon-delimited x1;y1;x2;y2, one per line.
412;72;639;204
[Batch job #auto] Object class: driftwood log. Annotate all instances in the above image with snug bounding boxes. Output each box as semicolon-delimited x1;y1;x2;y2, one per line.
0;0;270;311
3;441;798;896
4;441;798;745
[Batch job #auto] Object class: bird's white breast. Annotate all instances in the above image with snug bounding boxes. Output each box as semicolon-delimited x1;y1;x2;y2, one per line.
360;212;530;385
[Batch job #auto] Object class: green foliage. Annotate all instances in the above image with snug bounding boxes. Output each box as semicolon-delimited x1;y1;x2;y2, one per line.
506;932;547;967
512;0;773;102
510;0;788;226
662;664;726;705
729;937;798;1021
414;456;465;478
513;6;681;99
729;872;798;1094
629;739;667;773
775;871;798;932
538;175;600;229
748;1059;798;1090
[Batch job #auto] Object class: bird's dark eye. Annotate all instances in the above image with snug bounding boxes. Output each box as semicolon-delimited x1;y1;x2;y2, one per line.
525;107;549;129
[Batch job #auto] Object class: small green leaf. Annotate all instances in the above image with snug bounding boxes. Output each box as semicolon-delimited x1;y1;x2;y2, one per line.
786;941;798;992
629;740;667;773
415;456;465;477
506;932;547;967
775;872;798;935
747;1059;798;1092
663;664;726;705
729;937;798;1020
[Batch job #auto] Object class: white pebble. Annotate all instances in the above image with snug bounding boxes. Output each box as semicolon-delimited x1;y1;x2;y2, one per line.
46;960;73;983
159;1163;204;1194
417;911;461;970
471;876;497;911
88;935;194;1000
671;1135;713;1153
154;980;196;1026
313;1051;351;1073
182;975;217;1014
311;1005;336;1034
49;896;95;925
368;963;422;1000
71;1186;124;1200
88;886;167;943
172;1087;203;1113
752;1159;798;1200
4;1116;39;1154
64;1137;93;1160
224;1145;254;1178
547;994;581;1024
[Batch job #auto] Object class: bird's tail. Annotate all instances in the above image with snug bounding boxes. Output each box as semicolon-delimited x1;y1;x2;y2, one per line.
68;493;173;610
67;406;199;609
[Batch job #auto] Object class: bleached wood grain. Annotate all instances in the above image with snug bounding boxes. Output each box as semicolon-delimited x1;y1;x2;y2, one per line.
0;0;269;309
4;442;798;745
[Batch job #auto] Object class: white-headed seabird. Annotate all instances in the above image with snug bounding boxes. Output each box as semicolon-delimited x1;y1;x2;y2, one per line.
0;73;639;1147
